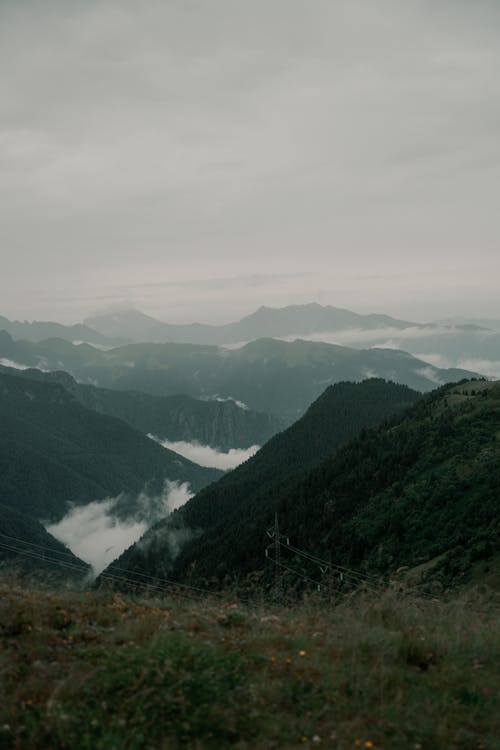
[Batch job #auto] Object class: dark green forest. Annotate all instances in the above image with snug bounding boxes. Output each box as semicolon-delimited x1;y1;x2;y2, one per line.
0;363;282;450
0;372;220;542
0;511;89;577
107;380;422;581
110;380;499;590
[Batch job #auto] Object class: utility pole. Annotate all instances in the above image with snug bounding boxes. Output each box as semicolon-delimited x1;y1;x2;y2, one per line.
328;552;334;609
265;513;288;600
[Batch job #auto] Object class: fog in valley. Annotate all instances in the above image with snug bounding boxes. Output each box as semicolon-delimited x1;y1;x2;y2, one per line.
151;437;260;471
46;481;193;576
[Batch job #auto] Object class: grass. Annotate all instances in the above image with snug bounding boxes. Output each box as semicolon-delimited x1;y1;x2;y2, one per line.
0;576;498;750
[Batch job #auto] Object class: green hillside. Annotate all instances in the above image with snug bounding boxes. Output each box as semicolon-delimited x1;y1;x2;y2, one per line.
0;364;282;450
0;510;89;577
110;380;499;590
1;578;498;750
107;379;421;581
0;371;221;526
190;379;500;588
0;516;90;582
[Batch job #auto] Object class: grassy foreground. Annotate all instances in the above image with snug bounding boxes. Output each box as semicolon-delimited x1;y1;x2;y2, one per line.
0;578;498;750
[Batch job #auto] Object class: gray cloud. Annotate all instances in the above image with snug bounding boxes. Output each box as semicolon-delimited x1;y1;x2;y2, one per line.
151;437;260;470
1;0;499;323
45;479;193;575
417;353;500;380
46;498;148;577
0;358;30;370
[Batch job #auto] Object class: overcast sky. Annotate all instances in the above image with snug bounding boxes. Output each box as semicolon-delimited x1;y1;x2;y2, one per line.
1;0;499;324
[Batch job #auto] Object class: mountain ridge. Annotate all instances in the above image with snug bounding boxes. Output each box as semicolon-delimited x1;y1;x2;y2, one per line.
84;303;419;345
104;379;423;583
0;363;282;451
105;379;500;590
0;314;122;346
0;370;221;525
5;302;499;377
0;330;481;422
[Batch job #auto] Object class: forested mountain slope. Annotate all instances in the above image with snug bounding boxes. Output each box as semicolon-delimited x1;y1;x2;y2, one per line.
280;380;500;583
0;371;221;526
107;379;421;580
179;379;498;586
0;511;89;577
0;330;478;422
0;364;282;450
108;380;499;589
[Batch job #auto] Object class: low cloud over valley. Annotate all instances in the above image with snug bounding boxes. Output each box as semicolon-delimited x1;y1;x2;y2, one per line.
151;437;260;471
46;480;193;576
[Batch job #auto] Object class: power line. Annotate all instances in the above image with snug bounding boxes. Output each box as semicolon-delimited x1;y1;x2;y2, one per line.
0;531;89;563
272;533;463;606
265;513;289;599
0;539;213;602
0;524;222;600
0;540;90;576
270;558;323;590
280;540;375;584
0;503;224;599
277;539;381;594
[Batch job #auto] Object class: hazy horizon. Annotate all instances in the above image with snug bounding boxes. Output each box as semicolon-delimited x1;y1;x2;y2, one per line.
1;299;499;329
1;0;499;325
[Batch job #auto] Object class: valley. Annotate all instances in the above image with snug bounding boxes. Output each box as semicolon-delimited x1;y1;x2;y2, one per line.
1;312;498;750
3;3;500;745
0;327;480;423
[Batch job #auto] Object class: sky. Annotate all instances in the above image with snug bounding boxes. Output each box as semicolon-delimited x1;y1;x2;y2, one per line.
1;0;499;325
